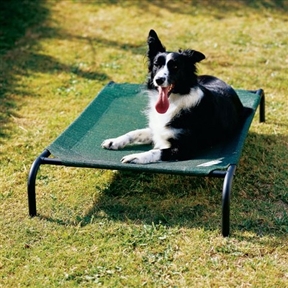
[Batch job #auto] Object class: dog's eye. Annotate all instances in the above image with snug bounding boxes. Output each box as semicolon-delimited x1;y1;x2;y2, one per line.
168;60;178;71
154;61;162;68
154;55;165;68
170;64;178;71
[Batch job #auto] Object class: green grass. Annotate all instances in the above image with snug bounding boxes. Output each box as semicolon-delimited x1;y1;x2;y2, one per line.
1;0;288;287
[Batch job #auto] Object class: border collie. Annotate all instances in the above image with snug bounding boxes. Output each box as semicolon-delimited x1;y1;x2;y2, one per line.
102;29;244;164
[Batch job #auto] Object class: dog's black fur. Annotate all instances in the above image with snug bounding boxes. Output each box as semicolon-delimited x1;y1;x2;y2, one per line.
102;30;244;164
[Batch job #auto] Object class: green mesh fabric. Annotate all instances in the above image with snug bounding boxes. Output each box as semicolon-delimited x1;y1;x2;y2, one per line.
48;82;261;175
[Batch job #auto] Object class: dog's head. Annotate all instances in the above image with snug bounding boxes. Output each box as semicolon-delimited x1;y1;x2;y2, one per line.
147;29;205;113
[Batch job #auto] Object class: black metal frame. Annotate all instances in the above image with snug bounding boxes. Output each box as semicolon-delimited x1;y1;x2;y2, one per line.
27;89;265;237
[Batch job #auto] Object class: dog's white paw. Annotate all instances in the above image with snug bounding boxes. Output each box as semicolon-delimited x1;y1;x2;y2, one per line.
121;150;161;164
121;153;143;164
101;138;122;150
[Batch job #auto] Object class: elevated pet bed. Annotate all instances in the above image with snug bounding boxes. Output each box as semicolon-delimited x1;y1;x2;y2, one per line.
27;82;265;236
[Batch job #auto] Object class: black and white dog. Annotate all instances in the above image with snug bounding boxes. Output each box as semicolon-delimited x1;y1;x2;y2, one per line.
102;29;244;164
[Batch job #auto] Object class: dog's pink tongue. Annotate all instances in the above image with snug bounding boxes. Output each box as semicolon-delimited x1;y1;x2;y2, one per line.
155;87;169;114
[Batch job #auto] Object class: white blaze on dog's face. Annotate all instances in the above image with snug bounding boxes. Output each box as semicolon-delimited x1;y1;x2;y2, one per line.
153;53;174;87
153;53;177;114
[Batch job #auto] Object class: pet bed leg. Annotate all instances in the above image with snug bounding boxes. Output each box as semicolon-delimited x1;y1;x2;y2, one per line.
259;89;265;123
222;164;236;237
27;150;50;217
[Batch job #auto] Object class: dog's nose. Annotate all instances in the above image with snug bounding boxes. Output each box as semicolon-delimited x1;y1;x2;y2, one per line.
155;77;165;85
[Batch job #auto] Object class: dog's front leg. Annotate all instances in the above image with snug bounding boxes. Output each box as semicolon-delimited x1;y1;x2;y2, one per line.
122;147;189;164
101;128;152;150
121;149;161;164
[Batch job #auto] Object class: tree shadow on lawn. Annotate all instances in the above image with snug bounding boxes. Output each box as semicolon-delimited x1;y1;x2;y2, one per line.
95;0;288;16
41;131;288;238
0;0;112;142
0;0;49;140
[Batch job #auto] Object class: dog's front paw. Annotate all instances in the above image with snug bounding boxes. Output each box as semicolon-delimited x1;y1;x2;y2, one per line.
121;153;142;164
101;139;121;150
121;150;161;164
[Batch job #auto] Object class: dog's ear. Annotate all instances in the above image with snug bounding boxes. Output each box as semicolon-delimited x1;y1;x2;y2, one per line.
180;49;205;63
147;30;166;69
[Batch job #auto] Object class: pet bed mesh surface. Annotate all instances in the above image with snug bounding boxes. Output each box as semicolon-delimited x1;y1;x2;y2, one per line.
47;82;261;175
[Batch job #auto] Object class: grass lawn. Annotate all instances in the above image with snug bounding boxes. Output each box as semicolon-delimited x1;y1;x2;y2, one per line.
1;0;288;287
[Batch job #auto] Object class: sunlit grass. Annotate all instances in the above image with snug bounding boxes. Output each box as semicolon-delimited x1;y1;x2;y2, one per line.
0;0;287;287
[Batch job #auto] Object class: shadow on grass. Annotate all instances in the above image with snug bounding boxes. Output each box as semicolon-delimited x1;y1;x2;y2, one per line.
0;0;48;139
40;131;288;237
91;0;288;16
0;1;52;141
89;133;288;237
0;0;111;141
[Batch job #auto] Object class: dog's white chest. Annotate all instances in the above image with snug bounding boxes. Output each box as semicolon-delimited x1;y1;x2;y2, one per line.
148;109;177;149
147;88;203;149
